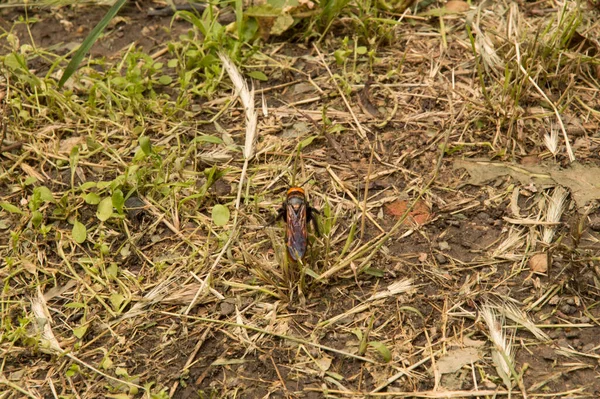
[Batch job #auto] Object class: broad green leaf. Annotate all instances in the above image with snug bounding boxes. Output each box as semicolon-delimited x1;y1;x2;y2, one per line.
34;186;55;202
73;324;88;339
79;181;97;190
66;364;80;377
364;267;385;277
298;135;317;150
158;75;172;85
106;263;118;279
58;0;128;88
248;71;268;81
212;204;230;226
369;341;392;362
72;220;87;244
271;13;294;35
0;202;23;214
97;197;113;221
139;136;152;155
109;293;125;310
245;4;282;17
84;192;101;205
100;355;114;370
31;210;43;228
4;52;27;71
69;145;79;168
112;189;124;214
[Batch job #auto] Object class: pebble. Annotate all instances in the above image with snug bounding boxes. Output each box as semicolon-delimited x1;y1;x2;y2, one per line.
560;304;577;315
565;329;580;339
435;254;448;264
582;343;595;353
439;241;451;251
219;301;235;316
539;347;557;361
566;298;575;305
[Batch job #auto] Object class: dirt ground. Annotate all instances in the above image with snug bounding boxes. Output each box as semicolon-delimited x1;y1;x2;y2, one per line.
2;1;600;398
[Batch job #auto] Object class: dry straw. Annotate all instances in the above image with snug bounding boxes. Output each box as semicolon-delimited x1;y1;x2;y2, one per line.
480;304;515;390
185;53;258;314
542;186;568;244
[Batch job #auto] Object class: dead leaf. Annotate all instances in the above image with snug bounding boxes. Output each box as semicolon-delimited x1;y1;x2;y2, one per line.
455;160;600;210
385;199;432;226
463;337;486;347
529;253;549;274
357;78;380;118
315;355;332;372
437;347;480;374
59;136;84;154
520;155;540;166
445;0;470;12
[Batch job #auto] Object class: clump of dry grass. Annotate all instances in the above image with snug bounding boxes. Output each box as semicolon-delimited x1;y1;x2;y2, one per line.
480;305;515;389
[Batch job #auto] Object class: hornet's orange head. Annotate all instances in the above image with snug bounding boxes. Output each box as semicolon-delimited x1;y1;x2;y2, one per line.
286;186;306;197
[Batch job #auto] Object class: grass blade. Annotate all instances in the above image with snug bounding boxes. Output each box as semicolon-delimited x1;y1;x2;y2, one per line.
58;0;128;88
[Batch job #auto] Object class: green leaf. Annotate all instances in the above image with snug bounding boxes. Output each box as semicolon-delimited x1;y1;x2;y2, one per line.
79;181;97;190
363;267;385;277
100;355;114;370
298;135;317;150
167;59;178;68
97;197;113;221
34;186;55;203
245;4;282;17
58;0;128;88
84;192;101;205
73;324;88;339
139;135;152;155
0;202;23;214
72;220;87;244
69;145;80;168
109;293;125;310
271;13;294;35
66;364;80;377
212;204;230;226
248;71;268;81
4;52;27;71
112;189;124;214
31;210;43;228
106;263;118;279
356;46;368;55
158;75;172;85
369;341;392;362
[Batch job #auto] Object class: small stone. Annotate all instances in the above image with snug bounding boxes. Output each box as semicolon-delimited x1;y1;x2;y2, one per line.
539;347;557;361
566;298;575;305
477;212;491;223
439;241;451;251
219;301;235;316
560;304;577;315
435;253;448;264
549;329;562;339
589;215;600;231
565;329;580;339
582;343;595;353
